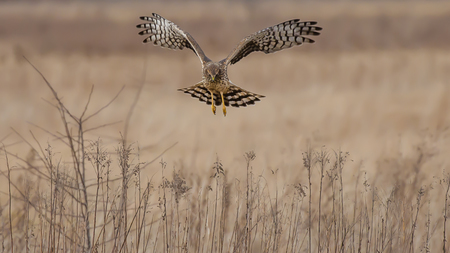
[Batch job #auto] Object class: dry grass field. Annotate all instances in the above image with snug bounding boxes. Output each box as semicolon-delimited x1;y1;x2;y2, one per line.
1;1;450;252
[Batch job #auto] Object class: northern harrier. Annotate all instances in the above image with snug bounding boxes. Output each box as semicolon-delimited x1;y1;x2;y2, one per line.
137;13;321;116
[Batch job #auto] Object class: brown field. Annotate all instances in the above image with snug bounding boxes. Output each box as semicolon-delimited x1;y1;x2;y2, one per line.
1;1;450;252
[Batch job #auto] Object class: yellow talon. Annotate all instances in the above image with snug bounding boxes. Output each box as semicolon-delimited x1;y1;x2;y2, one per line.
210;91;216;115
221;92;227;117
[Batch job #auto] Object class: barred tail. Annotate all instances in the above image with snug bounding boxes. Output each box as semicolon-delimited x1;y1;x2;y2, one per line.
222;84;265;107
177;82;265;108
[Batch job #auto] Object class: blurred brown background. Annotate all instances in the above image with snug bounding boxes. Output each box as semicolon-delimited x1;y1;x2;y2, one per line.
1;0;449;194
1;0;450;251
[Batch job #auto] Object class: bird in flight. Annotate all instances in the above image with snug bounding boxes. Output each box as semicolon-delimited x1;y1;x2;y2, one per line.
137;13;321;116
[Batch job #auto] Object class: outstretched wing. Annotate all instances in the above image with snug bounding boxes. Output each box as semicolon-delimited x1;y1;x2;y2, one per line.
137;13;210;65
223;19;322;66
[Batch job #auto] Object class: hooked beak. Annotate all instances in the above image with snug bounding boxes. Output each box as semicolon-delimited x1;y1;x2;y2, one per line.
212;75;215;81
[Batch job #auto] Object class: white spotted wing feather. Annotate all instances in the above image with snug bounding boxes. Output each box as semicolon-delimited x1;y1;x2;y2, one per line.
224;19;322;65
137;13;210;64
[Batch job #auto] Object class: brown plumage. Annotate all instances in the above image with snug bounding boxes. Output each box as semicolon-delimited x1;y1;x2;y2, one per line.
137;13;322;116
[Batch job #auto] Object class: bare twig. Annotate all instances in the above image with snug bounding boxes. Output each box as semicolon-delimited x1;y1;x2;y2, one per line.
303;147;314;253
83;85;125;123
410;187;425;253
3;144;14;253
123;57;147;145
444;173;450;253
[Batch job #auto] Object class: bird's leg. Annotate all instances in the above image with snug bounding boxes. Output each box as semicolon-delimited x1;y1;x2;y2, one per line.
210;91;216;115
220;92;226;116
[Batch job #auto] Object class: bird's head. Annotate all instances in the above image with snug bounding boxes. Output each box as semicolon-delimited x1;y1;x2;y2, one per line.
206;64;220;82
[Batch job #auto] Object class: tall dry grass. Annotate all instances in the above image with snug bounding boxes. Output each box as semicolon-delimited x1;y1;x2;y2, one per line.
1;1;450;252
2;80;448;251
